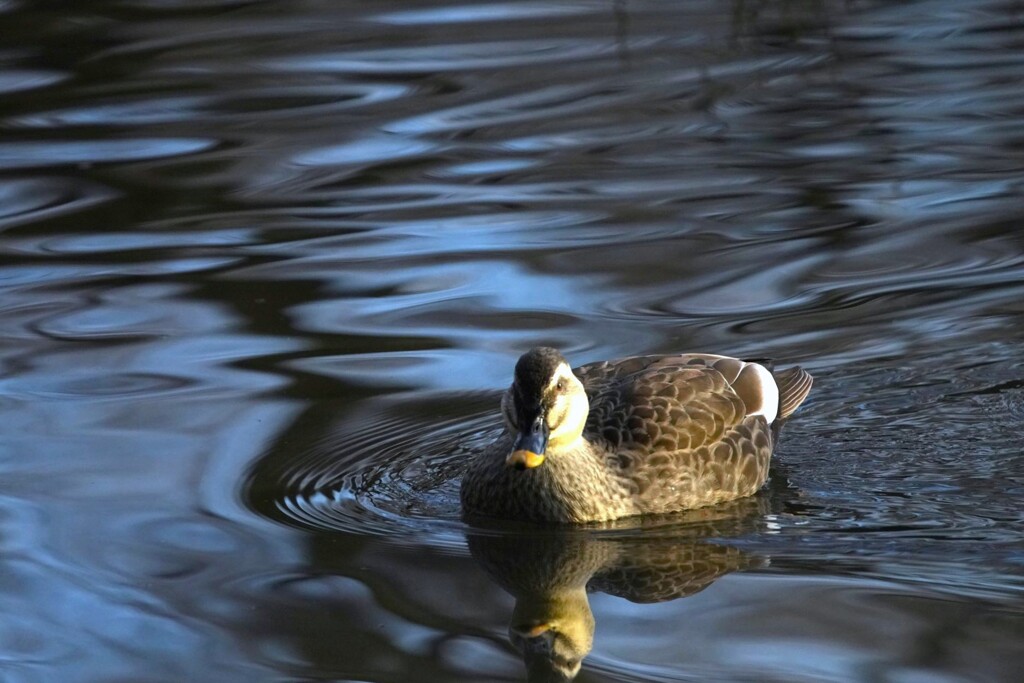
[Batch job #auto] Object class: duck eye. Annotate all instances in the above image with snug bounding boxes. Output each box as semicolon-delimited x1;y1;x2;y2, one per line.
556;379;565;392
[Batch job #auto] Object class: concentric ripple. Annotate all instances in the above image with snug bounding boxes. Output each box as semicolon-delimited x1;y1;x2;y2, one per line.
249;391;503;538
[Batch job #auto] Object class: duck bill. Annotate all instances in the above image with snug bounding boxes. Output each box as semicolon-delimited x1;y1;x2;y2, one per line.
507;415;549;470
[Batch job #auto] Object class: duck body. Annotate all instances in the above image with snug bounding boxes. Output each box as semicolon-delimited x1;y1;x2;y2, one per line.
460;348;812;524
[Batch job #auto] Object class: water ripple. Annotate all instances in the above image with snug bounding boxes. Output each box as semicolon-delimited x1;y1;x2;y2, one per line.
270;40;614;74
5;0;1024;680
0;68;66;94
250;392;498;539
11;96;208;127
0;177;117;230
0;138;215;169
372;2;605;26
292;135;439;168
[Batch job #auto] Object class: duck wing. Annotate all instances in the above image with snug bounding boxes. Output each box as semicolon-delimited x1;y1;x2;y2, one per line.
576;355;752;455
574;354;786;511
575;353;812;443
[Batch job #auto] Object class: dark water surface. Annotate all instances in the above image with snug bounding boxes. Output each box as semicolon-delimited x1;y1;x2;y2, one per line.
3;1;1024;681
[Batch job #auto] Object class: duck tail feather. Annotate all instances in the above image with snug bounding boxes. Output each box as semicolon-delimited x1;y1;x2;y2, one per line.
773;366;813;420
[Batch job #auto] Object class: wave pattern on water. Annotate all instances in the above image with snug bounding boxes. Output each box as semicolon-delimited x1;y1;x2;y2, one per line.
248;392;498;540
3;0;1024;681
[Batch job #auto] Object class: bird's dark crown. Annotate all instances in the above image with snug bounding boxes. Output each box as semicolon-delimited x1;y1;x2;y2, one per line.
513;347;567;402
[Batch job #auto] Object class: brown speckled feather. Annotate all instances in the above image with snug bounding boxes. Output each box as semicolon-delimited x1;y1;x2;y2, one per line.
575;355;775;514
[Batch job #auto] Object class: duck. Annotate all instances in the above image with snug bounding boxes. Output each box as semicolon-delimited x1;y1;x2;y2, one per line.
460;347;812;523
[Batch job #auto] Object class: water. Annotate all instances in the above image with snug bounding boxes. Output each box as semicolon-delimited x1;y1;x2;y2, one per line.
2;0;1023;680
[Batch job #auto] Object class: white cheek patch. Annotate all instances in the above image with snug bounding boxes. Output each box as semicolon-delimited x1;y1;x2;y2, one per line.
546;362;575;392
545;365;588;447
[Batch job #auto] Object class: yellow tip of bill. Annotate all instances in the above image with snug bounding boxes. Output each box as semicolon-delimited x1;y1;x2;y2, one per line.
506;449;545;469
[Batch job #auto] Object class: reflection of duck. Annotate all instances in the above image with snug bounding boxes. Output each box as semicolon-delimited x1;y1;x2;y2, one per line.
461;347;812;523
468;499;768;682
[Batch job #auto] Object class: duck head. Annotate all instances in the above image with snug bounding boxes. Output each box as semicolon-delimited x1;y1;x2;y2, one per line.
502;347;590;470
510;591;593;682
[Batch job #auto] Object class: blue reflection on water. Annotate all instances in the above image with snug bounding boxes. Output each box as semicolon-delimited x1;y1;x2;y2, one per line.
1;0;1023;681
